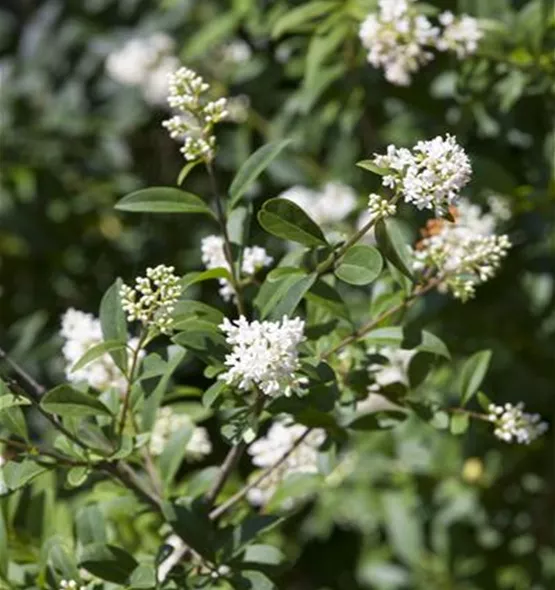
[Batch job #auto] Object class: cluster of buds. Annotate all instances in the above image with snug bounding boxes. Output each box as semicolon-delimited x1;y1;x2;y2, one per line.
367;193;397;220
488;403;548;444
60;581;86;590
162;67;229;162
120;265;182;334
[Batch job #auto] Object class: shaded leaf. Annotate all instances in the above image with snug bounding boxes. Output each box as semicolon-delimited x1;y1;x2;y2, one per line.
79;543;138;584
375;218;414;279
460;350;492;406
41;385;112;418
115;187;215;218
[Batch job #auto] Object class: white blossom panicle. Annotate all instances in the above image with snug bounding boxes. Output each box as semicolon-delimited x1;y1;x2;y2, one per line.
279;182;357;225
59;581;86;590
437;12;482;58
60;309;140;395
413;198;511;300
367;193;397;220
162;67;228;162
373;134;472;213
359;0;439;86
149;406;212;459
247;420;325;505
120;265;182;334
241;246;274;276
219;316;306;398
201;235;272;301
106;33;179;105
487;403;548;445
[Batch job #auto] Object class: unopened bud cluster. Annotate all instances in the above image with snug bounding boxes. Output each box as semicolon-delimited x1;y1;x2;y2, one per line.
60;581;86;590
201;235;272;301
359;0;483;86
367;193;397;219
162;67;228;162
120;265;182;333
488;403;548;444
372;134;471;214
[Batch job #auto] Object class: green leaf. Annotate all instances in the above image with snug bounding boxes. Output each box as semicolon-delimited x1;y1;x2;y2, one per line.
267;273;317;320
365;327;450;359
182;12;239;59
115;187;215;218
272;1;338;38
258;198;328;247
163;500;217;560
0;406;28;440
232;570;276;590
356;160;391;175
99;278;128;372
382;492;423;565
450;412;470;435
41;385;112;418
2;460;49;492
76;505;107;545
304;24;349;89
79;543;138;584
129;564;157;589
0;393;30;412
71;340;128;373
375;218;414;280
67;466;90;487
0;511;7;576
159;420;194;488
177;160;200;186
306;279;350;321
179;268;232;294
172;321;227;367
335;245;383;285
459;350;492;406
243;544;285;568
231;515;282;555
229;140;292;208
203;380;227;408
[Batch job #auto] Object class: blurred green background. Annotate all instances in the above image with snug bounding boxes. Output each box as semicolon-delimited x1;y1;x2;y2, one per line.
1;0;554;588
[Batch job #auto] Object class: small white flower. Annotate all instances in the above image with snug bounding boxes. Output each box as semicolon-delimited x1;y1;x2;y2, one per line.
412;198;511;301
219;316;306;398
60;309;141;395
437;12;482;58
162;67;228;162
106;33;179;105
247;420;325;505
487;403;548;444
59;580;86;590
359;0;439;86
279;182;357;225
150;406;212;459
373;134;472;213
120;265;182;334
201;235;272;302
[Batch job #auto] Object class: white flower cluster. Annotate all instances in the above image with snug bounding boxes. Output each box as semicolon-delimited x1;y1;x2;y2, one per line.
162;67;228;162
373;134;472;213
120;265;182;334
279;182;357;226
488;403;548;444
219;316;306;398
60;581;86;590
247;420;325;505
149;406;212;459
60;309;140;395
437;11;483;58
201;235;273;301
413;198;511;300
367;193;397;220
105;33;179;105
359;1;482;86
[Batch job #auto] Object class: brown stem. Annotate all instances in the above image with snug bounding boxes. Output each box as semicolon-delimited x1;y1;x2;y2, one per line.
321;278;441;360
209;428;312;520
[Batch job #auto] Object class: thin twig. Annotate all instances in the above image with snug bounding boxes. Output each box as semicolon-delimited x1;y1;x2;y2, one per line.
118;332;146;437
209;428;312;520
321;278;441;360
0;436;89;467
0;346;45;395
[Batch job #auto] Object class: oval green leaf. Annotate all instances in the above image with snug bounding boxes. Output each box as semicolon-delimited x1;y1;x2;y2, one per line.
71;340;128;373
229;140;292;208
258;198;328;247
335;244;383;285
375;218;414;280
115;187;215;218
41;385;113;418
